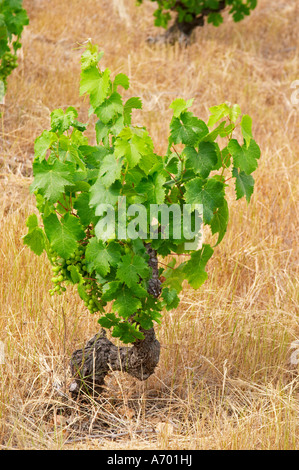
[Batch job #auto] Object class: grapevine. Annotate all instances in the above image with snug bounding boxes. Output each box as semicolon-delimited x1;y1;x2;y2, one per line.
23;42;261;345
0;0;29;97
137;0;257;42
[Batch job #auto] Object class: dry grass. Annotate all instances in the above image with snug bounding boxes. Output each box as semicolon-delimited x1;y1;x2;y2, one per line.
0;0;298;449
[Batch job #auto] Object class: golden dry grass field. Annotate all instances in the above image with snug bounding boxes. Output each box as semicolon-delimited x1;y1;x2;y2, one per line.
0;0;298;450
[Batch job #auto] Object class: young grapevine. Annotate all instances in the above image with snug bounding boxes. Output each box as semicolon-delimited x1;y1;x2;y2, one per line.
0;0;29;98
23;42;260;346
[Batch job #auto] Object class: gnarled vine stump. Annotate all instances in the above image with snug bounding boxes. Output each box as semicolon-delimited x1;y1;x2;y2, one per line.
146;1;226;45
69;244;162;398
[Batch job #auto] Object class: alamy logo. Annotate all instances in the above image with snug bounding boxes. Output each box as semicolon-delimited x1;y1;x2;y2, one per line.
94;197;203;250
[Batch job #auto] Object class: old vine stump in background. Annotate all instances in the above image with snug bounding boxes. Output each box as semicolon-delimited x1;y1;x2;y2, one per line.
146;1;226;45
69;244;162;398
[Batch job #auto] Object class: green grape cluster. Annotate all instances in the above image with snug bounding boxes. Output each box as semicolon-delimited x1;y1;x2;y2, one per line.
0;52;18;89
48;245;102;314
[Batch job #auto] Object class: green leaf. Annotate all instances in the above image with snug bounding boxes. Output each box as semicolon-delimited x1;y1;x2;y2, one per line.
229;104;241;123
74;192;97;226
184;177;225;224
170;112;209;146
182;244;214;289
116;254;150;288
89;179;121;208
85;238;111;277
43;213;85;259
184;141;219;178
80;66;111;109
98;153;123;187
241;114;252;147
207;103;231;127
161;287;180;310
113;73;129;91
228;138;260;175
114;128;152;168
112;321;144;344
98;312;120;329
34;131;58;160
163;262;185;293
22;214;45;255
95;92;123;124
210;198;229;245
123;97;142;126
30;160;74;203
81;47;103;70
207;12;223;26
135;173;166;204
232;167;255;202
50;107;78;133
112;286;142;319
169;98;194;117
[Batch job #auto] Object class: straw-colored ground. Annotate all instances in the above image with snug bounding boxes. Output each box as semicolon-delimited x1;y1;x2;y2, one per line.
0;0;298;450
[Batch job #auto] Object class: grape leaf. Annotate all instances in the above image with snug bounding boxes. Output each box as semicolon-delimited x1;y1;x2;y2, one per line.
241;114;252;147
184;141;219;178
161;287;180;310
135;173;166;204
210;198;229;245
30;160;74;203
182;244;214;289
114;128;152;168
43;213;85;259
111;321;144;343
116;254;150;288
184;177;225;224
22;214;45;255
34;131;58;161
169;98;194;117
80;66;111;109
123;97;142;126
74;192;97;226
95;92;123;124
232;167;255;202
112;286;142;319
85;238;111;277
98;153;123;187
170;112;209;146
113;73;129;91
50;107;78;134
207;103;230;127
89;179;121;208
228;138;260;175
